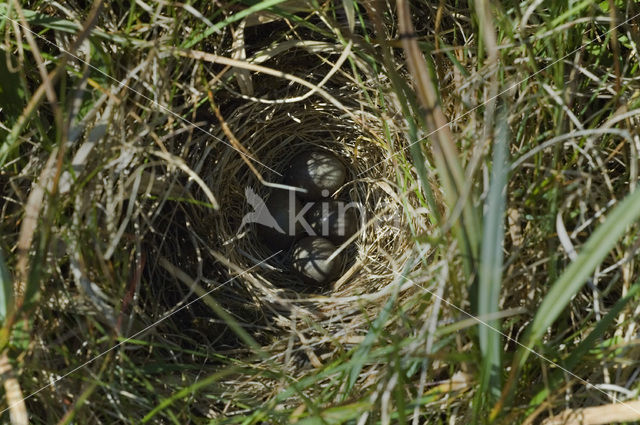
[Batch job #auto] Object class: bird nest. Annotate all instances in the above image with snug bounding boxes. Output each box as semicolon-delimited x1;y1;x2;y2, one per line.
144;39;431;353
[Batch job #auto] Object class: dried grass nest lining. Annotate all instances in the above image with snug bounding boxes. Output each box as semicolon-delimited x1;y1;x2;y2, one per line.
186;98;428;329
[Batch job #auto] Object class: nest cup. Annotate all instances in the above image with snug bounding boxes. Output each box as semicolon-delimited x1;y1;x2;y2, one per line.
145;22;428;344
183;97;420;333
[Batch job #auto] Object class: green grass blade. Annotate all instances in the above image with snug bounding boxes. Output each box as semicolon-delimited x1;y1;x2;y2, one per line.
375;34;441;226
343;283;398;398
340;257;413;400
0;51;25;130
182;0;289;49
520;188;640;365
0;3;144;45
141;367;243;423
563;288;640;370
407;118;441;226
0;3;80;33
0;248;14;323
528;280;640;408
296;402;371;425
477;105;509;402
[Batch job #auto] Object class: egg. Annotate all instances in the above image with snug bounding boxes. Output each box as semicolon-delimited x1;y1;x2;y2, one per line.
284;150;347;201
305;200;359;245
257;189;303;251
291;237;343;284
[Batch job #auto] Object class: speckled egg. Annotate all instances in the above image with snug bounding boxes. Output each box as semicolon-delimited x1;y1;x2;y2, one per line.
283;150;347;201
305;200;359;245
291;236;343;284
257;189;303;251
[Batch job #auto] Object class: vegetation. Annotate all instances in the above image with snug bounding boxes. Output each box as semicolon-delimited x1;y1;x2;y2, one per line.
1;0;640;423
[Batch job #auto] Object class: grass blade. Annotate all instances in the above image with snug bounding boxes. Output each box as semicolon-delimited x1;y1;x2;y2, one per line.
0;3;144;45
341;257;413;400
520;187;640;364
395;0;481;277
181;0;290;48
0;248;14;324
477;105;509;402
528;280;640;408
295;402;371;425
341;0;355;31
